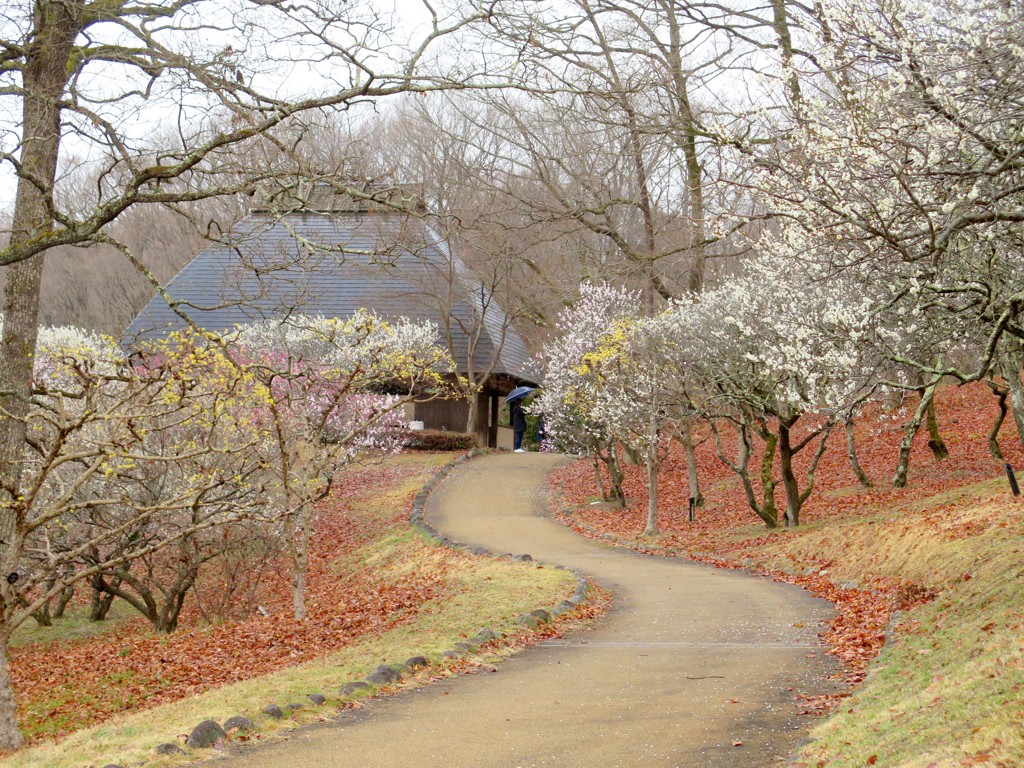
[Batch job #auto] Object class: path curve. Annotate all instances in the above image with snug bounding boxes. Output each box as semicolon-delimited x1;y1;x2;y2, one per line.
221;453;836;768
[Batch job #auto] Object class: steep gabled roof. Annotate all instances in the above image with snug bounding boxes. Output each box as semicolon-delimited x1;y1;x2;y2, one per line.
124;209;538;384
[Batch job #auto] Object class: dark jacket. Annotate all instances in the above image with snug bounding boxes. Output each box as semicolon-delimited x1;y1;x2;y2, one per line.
510;400;527;431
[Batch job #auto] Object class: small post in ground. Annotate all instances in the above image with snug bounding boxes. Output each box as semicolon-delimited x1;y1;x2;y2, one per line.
1005;463;1021;496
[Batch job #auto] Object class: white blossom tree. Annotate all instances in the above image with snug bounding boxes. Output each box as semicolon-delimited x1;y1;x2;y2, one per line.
536;283;688;533
655;256;883;527
742;0;1024;484
535;284;642;506
588;317;689;535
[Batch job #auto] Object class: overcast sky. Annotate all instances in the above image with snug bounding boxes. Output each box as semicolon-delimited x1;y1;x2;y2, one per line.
0;0;450;213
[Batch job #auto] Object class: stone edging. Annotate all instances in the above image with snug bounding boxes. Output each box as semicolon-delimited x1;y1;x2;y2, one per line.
115;449;592;767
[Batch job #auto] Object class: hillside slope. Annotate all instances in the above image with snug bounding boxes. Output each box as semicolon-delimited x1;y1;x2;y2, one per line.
552;384;1024;767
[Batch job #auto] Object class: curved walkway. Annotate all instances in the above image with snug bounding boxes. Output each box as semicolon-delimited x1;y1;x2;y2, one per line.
220;453;836;768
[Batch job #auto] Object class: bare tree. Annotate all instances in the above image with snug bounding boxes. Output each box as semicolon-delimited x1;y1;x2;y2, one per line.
0;328;275;745
0;1;493;747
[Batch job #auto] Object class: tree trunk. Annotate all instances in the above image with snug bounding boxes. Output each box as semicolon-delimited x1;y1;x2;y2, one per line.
291;567;307;621
92;571;166;628
155;588;190;634
771;0;803;112
845;419;873;487
290;500;312;621
29;572;61;626
643;416;659;536
714;422;778;528
625;120;658;314
799;424;833;511
465;383;489;446
592;457;608;501
0;9;80;745
90;574;120;621
1001;355;1024;453
778;417;802;526
1;0;79;586
622;443;643;466
662;5;706;295
597;442;625;506
53;583;74;619
608;449;625;504
584;3;661;313
758;431;779;527
91;591;117;621
678;421;704;506
0;644;21;750
986;380;1009;460
464;385;478;435
892;385;936;488
31;602;52;627
644;448;658;536
606;456;622;505
925;396;949;460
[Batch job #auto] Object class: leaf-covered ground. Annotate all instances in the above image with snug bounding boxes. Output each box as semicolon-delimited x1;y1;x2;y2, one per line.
551;383;1024;766
10;455;455;742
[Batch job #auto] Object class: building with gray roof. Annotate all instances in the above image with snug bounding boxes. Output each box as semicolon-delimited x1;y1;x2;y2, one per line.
124;182;538;447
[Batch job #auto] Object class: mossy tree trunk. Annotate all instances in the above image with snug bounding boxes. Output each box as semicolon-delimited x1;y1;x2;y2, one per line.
0;2;81;749
893;382;938;489
713;419;778;528
678;420;705;507
845;418;873;488
925;396;949;460
986;379;1009;460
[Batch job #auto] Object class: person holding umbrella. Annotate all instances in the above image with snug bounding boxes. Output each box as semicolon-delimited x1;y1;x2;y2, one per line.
505;386;533;452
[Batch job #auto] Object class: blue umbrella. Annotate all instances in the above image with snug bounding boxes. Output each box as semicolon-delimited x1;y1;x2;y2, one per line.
505;386;535;403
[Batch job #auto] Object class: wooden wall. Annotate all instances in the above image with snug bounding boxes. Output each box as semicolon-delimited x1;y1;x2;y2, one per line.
414;398;470;433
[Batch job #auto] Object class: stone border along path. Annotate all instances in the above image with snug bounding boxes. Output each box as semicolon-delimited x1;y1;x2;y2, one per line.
110;449;575;768
209;452;838;768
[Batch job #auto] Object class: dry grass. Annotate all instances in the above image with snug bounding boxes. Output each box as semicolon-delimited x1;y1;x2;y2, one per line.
9;600;135;649
761;481;1024;768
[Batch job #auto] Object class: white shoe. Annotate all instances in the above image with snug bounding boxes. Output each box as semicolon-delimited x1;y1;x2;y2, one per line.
514;448;526;453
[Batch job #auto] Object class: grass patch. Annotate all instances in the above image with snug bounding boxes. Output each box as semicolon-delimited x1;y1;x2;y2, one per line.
755;479;1013;589
9;600;135;649
761;483;1024;767
3;455;580;768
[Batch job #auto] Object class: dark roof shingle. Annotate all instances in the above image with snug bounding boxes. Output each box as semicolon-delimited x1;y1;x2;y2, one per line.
124;211;538;383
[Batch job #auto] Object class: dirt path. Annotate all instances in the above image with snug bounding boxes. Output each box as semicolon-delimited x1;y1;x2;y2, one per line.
221;452;836;768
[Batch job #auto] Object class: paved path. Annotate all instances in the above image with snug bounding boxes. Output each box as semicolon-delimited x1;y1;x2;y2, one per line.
222;453;836;768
